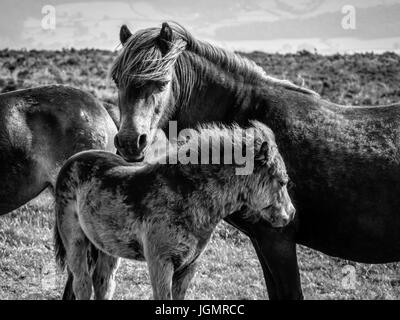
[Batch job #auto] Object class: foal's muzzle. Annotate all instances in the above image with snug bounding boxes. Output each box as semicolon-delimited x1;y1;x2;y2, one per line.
262;204;296;228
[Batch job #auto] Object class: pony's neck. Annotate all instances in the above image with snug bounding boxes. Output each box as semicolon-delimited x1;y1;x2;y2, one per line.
172;51;259;127
172;49;317;129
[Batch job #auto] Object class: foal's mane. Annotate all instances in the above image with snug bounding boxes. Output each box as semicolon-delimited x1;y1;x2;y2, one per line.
110;22;318;96
175;120;284;175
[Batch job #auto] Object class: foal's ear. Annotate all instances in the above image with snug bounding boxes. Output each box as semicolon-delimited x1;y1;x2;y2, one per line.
255;141;272;162
120;24;132;45
157;22;173;55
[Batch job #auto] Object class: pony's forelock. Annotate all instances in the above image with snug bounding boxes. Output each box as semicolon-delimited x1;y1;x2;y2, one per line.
110;27;186;88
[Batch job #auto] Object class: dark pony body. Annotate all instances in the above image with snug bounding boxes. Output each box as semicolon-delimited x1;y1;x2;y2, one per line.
0;85;118;215
111;22;400;299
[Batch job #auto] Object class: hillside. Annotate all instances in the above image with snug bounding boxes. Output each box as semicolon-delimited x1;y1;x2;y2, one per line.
1;49;400;107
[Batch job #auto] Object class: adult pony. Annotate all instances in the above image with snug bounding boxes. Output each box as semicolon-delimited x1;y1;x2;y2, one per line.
54;121;295;300
0;85;118;215
110;22;400;299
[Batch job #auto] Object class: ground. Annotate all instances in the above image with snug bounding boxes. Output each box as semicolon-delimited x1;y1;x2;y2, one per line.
0;49;400;300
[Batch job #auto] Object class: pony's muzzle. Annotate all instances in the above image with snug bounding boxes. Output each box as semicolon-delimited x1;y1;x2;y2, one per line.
114;133;148;162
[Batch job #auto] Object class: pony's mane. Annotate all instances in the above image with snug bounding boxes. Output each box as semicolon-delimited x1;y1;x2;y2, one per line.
110;22;318;96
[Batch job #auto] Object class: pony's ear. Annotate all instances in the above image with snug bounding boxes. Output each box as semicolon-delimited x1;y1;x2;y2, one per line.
255;142;271;162
157;22;173;55
120;24;132;45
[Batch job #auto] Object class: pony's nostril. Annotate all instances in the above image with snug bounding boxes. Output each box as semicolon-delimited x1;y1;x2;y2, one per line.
137;134;148;150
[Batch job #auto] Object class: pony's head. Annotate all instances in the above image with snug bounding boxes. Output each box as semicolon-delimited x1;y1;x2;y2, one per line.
243;121;295;227
111;21;317;162
110;23;185;161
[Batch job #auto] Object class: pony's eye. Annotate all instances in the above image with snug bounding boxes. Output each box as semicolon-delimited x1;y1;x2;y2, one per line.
155;81;168;91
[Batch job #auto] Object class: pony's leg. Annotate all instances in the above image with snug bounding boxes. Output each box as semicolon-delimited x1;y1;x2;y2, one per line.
224;214;279;300
92;252;120;300
255;227;302;300
172;263;197;300
250;238;279;300
225;213;303;300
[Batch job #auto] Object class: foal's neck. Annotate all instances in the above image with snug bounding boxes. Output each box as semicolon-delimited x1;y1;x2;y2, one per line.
168;163;249;221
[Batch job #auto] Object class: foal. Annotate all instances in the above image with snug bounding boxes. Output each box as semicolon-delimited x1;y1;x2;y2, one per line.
54;121;295;300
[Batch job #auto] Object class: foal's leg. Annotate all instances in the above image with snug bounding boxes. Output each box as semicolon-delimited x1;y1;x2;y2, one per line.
62;217;93;300
144;237;174;300
62;245;99;300
62;268;76;300
67;237;93;300
92;252;120;300
172;263;197;300
147;257;174;300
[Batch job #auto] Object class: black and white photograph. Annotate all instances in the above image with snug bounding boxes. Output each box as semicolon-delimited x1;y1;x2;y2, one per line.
1;0;400;304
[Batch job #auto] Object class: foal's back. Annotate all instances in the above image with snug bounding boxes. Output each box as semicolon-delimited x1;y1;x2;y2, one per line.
55;150;163;259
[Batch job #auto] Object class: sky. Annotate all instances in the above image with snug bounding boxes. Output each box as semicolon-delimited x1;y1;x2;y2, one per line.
0;0;400;54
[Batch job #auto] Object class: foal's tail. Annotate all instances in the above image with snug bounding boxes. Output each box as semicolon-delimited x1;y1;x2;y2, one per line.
53;201;99;272
53;201;67;270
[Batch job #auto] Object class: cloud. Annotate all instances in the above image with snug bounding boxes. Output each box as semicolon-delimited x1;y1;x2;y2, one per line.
214;4;400;40
1;0;400;53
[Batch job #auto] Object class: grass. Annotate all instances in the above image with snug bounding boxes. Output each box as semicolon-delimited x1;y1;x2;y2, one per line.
1;49;400;299
0;191;399;300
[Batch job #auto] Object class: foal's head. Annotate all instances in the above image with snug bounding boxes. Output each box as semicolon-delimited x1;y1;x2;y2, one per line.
240;121;295;227
110;23;185;161
177;121;296;228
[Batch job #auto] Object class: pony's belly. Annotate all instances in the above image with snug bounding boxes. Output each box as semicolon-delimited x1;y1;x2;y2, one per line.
296;206;400;263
